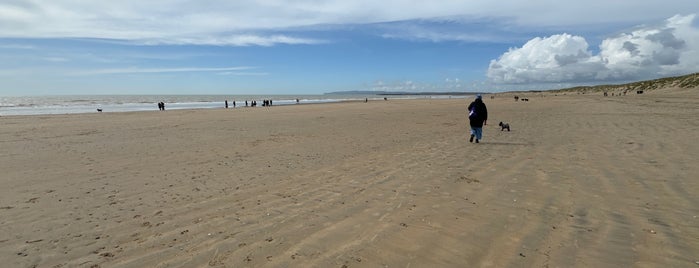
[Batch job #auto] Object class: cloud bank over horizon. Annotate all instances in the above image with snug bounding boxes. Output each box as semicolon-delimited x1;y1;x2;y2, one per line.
487;14;699;85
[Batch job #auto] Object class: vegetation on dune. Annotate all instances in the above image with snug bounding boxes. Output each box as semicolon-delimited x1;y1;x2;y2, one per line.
549;72;699;94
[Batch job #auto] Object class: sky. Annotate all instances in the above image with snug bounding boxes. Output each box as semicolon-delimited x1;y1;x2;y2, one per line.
1;1;698;96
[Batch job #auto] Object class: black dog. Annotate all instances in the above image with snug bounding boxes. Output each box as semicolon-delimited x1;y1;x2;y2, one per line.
96;108;103;112
499;122;510;131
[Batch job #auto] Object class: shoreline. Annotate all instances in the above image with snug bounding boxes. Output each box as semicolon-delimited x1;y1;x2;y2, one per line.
0;95;470;117
0;96;468;118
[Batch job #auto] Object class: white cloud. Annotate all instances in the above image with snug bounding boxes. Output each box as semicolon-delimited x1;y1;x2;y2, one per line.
217;71;269;76
371;80;420;92
1;1;696;46
487;14;699;84
377;19;522;43
0;44;36;50
370;79;470;92
43;57;68;62
141;35;326;46
73;66;256;75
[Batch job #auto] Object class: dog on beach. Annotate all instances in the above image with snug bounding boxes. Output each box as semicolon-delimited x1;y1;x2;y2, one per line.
498;122;510;131
96;108;103;112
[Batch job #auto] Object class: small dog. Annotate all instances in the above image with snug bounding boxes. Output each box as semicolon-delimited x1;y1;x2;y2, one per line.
499;122;510;131
96;108;103;112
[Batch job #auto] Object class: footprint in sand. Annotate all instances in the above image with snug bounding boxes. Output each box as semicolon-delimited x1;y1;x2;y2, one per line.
457;176;480;184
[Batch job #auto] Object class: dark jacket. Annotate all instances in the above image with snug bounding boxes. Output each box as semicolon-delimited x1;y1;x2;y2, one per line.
468;98;488;127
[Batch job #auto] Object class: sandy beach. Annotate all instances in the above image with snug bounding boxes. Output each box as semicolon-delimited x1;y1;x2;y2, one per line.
1;90;698;267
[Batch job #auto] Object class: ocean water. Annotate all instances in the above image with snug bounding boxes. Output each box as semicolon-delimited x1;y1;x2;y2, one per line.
0;94;466;116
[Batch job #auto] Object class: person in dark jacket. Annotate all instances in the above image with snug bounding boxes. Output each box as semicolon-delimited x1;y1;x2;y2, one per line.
467;95;488;143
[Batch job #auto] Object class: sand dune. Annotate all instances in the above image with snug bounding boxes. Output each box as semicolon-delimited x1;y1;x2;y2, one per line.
1;90;698;267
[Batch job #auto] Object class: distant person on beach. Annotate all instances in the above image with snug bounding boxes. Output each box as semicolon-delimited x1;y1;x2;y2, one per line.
225;100;228;108
467;95;488;143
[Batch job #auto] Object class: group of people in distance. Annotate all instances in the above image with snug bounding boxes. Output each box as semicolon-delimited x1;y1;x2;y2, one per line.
242;99;273;107
240;99;273;107
223;99;277;108
157;99;279;111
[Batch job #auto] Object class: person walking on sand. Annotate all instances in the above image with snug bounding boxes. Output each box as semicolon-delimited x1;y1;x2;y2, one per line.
468;95;488;143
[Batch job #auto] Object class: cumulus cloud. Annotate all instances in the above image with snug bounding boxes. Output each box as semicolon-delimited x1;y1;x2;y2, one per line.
487;14;699;84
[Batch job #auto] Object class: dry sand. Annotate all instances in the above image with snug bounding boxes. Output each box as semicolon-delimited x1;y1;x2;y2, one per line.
1;90;698;267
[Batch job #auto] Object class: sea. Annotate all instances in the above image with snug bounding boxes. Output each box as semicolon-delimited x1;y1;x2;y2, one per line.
0;94;468;116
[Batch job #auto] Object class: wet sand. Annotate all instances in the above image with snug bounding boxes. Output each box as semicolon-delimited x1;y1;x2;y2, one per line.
1;89;698;267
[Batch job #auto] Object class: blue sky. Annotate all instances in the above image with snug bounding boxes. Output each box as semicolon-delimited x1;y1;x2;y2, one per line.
1;1;698;96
